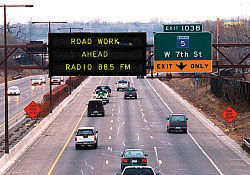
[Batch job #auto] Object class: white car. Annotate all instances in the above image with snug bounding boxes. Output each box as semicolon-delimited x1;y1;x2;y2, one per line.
117;166;161;175
51;76;61;85
74;127;98;149
31;77;43;85
40;77;46;84
7;86;20;95
116;80;129;91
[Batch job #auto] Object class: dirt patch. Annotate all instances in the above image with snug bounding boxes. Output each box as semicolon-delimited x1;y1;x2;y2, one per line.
163;78;250;149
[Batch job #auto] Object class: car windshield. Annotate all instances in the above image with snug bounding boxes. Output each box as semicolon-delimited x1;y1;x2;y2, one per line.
125;88;136;91
9;87;18;90
32;77;41;80
123;168;154;175
171;115;186;121
118;80;127;84
77;129;94;136
124;150;144;158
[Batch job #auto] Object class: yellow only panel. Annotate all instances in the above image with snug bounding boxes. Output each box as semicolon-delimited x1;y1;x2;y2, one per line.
154;60;212;73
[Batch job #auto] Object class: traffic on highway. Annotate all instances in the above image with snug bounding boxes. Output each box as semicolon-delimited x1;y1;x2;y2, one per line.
3;76;250;175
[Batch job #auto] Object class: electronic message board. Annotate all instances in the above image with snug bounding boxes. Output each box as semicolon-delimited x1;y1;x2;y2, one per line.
49;33;146;76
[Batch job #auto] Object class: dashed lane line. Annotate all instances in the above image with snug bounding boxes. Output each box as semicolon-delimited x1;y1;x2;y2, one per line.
146;79;224;175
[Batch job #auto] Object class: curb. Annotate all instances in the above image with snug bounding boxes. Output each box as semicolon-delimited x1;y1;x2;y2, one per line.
156;79;250;165
0;77;91;174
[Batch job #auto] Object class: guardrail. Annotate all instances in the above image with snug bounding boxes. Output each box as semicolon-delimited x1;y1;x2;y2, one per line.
243;138;250;151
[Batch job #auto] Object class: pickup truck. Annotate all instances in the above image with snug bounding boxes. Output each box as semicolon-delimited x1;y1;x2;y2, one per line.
75;127;98;149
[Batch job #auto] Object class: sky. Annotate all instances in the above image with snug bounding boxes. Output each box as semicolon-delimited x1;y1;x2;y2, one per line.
0;0;249;24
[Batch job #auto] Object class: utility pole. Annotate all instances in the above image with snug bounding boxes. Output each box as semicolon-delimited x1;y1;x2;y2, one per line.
0;4;33;154
216;18;220;75
32;21;67;113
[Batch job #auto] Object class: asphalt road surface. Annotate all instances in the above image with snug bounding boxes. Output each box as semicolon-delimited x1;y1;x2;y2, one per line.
0;75;65;135
5;77;250;175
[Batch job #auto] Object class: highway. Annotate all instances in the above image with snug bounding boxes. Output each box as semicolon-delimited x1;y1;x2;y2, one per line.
0;75;62;135
5;77;250;175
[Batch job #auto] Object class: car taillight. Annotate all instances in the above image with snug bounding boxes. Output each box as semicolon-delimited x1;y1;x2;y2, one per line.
186;121;188;127
74;136;77;141
94;135;97;140
102;106;104;110
141;158;147;163
168;122;171;125
122;159;128;163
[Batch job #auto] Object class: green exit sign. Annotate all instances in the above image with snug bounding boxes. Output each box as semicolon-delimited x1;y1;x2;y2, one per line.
163;24;203;32
154;32;211;60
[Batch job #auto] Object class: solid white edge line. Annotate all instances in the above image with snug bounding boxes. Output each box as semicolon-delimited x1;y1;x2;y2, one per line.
146;79;224;175
188;131;223;175
156;78;250;166
146;79;173;113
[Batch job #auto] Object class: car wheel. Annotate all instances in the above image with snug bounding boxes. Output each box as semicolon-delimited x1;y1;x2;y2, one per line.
75;144;80;150
135;96;137;99
167;129;171;133
117;88;119;91
183;129;187;133
88;113;91;117
121;165;124;172
102;112;105;117
94;143;97;149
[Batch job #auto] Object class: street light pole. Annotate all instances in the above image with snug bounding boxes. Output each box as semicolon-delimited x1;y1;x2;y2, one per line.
32;21;67;113
0;4;33;154
57;27;83;94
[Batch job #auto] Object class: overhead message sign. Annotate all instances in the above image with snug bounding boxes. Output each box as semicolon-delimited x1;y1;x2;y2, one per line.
49;33;146;76
163;24;203;32
154;32;212;73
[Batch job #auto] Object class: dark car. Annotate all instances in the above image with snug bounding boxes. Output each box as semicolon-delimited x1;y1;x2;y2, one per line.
87;99;105;117
117;166;161;175
96;86;111;96
166;113;188;133
124;87;137;99
120;149;148;171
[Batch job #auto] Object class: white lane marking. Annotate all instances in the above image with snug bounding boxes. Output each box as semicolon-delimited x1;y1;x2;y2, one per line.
151;136;153;140
84;160;94;170
130;77;134;84
113;104;115;107
112;114;114;117
137;133;140;142
106;160;109;165
122;141;126;146
141;112;145;116
146;79;173;113
154;147;159;164
147;79;224;175
110;127;113;130
117;121;125;134
158;78;250;166
108;147;110;151
159;160;162;165
109;136;112;140
80;170;86;175
141;109;143;111
188;131;223;175
112;109;114;111
111;120;113;123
